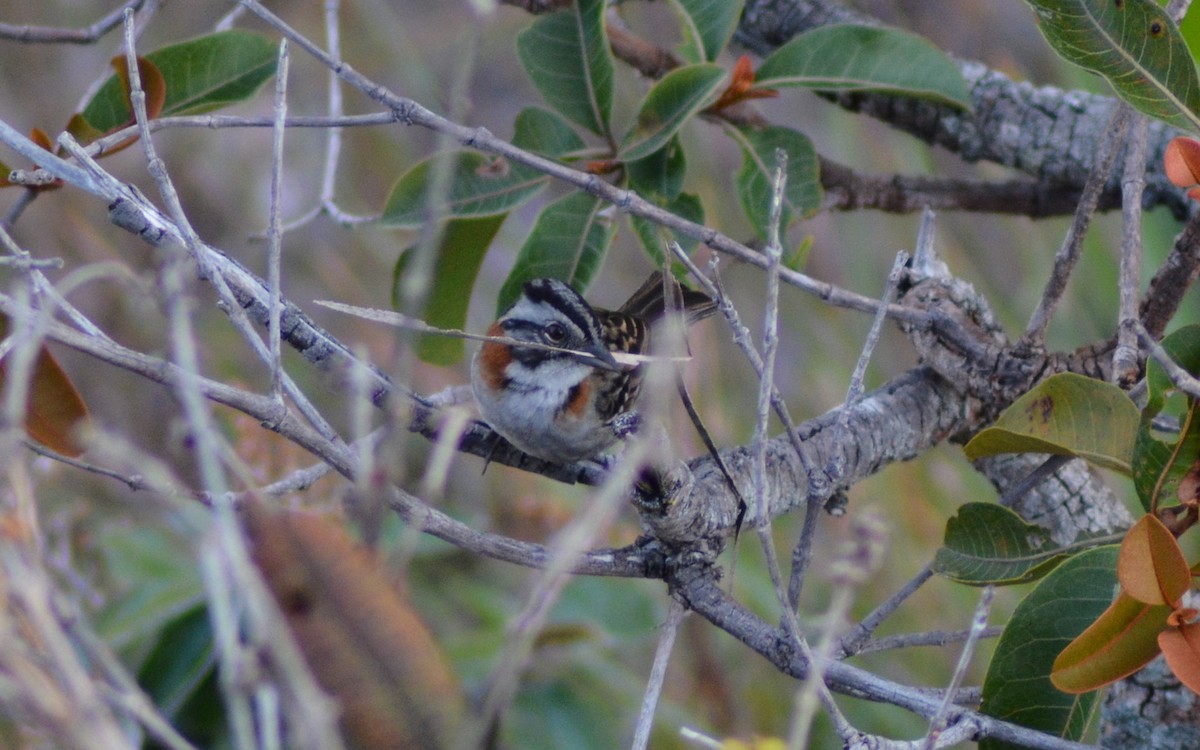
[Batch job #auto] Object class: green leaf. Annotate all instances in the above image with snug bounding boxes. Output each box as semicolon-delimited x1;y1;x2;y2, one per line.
381;152;546;228
619;63;726;162
136;604;215;716
497;192;615;315
1023;0;1200;132
934;503;1085;585
728;125;822;239
516;0;613;138
754;24;972;109
80;30;277;133
979;545;1119;750
1133;324;1200;509
94;523;206;650
629;192;705;265
668;0;745;63
963;372;1139;473
513;107;588;158
627;135;687;202
393;215;505;365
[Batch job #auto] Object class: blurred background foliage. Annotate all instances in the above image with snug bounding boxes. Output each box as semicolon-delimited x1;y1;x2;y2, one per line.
1;1;1197;748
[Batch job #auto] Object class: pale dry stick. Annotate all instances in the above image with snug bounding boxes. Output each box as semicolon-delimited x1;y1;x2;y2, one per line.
267;39;290;402
122;14;261;749
82;113;396;159
0;0;143;43
0;224;110;340
1113;111;1150;386
235;0;920;324
1021;104;1130;347
630;599;687;750
100;34;341;446
787;510;888;749
671;242;828;605
838;562;934;658
199;550;263;750
841;251;909;415
280;0;369;230
472;423;660;747
315;299;671;368
679;727;722;748
747;154;855;746
919;586;994;750
1137;323;1200;399
66;618;202;750
0;545;133;750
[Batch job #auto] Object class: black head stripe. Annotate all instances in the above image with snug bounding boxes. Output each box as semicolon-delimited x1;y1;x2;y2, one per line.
523;278;604;344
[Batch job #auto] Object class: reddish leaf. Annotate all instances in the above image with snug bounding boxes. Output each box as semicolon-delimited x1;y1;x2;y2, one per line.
28;128;53;152
0;314;90;457
1158;618;1200;694
1165;136;1200;188
1118;514;1191;606
244;502;465;750
1051;592;1172;694
113;55;167;121
709;55;778;112
74;55;169;155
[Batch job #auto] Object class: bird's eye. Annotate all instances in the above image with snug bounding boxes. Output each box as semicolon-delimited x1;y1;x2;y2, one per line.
544;322;567;343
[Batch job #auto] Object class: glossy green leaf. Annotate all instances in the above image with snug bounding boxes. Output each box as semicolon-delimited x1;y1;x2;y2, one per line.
1133;324;1200;510
497;192;615;315
934;503;1082;585
629;192;705;265
1050;592;1171;693
669;0;745;63
1024;0;1200;132
516;0;613;137
381;152;546;228
512;107;587;158
619;63;726;162
80;30;277;133
979;545;1119;750
393;215;505;365
136;604;215;716
728;125;821;239
754;24;972;109
627;135;687;202
964;372;1139;473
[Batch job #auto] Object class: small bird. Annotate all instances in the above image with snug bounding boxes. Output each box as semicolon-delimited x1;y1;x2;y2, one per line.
471;272;716;464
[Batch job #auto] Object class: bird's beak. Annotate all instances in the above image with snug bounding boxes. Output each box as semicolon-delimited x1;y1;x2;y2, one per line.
581;340;622;372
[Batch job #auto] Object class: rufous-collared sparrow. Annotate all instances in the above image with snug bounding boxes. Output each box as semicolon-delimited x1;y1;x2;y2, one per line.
471;272;716;464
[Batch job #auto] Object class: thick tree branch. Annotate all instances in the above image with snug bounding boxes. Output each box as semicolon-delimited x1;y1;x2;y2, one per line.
735;0;1190;219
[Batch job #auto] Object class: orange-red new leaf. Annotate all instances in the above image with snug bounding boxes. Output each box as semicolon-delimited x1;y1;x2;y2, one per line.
1051;592;1171;694
1165;136;1200;188
1118;514;1190;607
1158;620;1200;694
